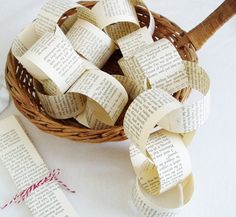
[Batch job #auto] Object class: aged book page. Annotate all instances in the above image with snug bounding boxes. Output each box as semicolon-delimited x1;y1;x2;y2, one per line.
62;5;97;33
35;80;86;119
35;0;78;37
11;23;39;59
134;38;188;94
0;116;79;217
159;61;211;133
66;18;116;68
132;175;194;217
129;130;191;194
118;32;188;93
123;61;210;216
118;56;148;89
117;27;154;88
124;88;182;154
69;69;128;125
113;75;143;100
91;0;140;40
35;69;129;127
20;27;85;93
117;27;154;58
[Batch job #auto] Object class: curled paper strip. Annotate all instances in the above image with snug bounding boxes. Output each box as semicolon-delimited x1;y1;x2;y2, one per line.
92;0;155;41
12;25;86;92
132;175;194;217
35;0;101;36
92;0;140;35
118;29;188;93
36;68;128;126
123;62;210;154
66;18;116;68
9;0;212;216
129;130;192;195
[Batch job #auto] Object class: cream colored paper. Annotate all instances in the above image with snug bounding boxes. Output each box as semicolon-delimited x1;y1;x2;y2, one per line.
75;105;110;130
132;175;194;217
62;5;97;33
35;0;78;37
119;37;188;94
75;74;143;130
36;69;128;127
20;27;86;93
117;27;154;88
35;80;86;119
113;75;143;100
124;88;182;154
119;56;148;89
11;23;39;59
41;79;62;95
123;61;210;215
91;0;140;40
66;18;116;68
159;61;211;133
0;116;79;216
129;130;191;195
134;39;188;94
117;27;154;58
69;69;128;125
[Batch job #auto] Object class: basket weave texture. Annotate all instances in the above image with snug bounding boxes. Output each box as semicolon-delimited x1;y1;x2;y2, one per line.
5;1;216;143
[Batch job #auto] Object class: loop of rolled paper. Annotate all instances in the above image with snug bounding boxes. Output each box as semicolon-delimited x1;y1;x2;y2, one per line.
75;75;143;129
113;75;143;100
92;0;140;41
130;130;192;195
12;25;86;92
35;80;86;120
124;88;182;155
66;18;116;68
35;69;128;126
159;61;210;133
132;175;194;217
92;0;155;41
123;61;210;154
118;36;188;93
117;27;154;59
42;79;62;95
76;105;110;130
69;69;128;125
35;0;80;37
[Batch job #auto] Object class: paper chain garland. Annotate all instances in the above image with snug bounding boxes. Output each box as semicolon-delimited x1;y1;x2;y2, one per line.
11;0;211;216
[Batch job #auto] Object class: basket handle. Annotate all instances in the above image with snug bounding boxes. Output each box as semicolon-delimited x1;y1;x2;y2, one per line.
178;0;236;50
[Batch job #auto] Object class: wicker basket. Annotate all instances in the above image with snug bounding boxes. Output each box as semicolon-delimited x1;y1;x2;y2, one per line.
5;0;236;143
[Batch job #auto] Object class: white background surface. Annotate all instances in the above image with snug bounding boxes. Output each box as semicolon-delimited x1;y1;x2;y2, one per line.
0;0;236;216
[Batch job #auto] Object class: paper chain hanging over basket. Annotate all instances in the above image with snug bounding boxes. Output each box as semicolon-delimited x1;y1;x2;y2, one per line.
5;0;236;142
4;0;236;216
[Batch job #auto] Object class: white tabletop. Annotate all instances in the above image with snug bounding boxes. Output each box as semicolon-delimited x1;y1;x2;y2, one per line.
0;0;236;216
